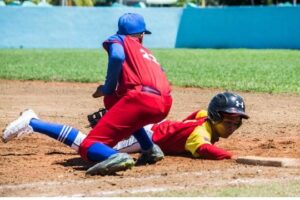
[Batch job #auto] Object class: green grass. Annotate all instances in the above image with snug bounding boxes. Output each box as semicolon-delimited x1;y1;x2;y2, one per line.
0;49;106;82
0;49;299;94
156;49;300;94
119;179;300;197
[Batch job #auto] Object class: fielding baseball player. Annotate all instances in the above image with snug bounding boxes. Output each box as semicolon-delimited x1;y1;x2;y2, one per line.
2;13;172;176
114;92;249;159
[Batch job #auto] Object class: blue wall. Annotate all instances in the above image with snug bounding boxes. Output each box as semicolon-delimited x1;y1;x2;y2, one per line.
176;6;300;49
0;7;182;48
1;6;300;49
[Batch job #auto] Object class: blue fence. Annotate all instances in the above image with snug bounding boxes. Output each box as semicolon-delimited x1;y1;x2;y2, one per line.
0;6;300;49
176;6;300;49
0;7;182;48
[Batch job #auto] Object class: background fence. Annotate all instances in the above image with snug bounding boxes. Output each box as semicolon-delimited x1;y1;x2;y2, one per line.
0;7;182;48
176;6;300;49
0;6;299;48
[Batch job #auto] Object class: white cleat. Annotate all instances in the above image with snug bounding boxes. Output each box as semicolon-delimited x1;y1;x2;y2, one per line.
2;109;39;143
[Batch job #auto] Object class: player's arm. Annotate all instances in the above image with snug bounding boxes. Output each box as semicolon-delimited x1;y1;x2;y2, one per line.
196;144;232;160
185;124;231;160
93;42;125;98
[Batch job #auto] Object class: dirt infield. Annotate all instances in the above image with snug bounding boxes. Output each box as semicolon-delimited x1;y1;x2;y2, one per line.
0;80;299;196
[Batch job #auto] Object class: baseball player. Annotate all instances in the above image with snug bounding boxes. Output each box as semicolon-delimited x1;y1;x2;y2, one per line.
114;92;249;159
2;13;172;176
2;92;248;167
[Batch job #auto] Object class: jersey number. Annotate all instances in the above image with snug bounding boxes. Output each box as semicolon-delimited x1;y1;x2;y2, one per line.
140;49;159;65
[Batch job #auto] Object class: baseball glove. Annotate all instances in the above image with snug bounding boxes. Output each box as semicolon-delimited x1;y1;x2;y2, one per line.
87;108;107;128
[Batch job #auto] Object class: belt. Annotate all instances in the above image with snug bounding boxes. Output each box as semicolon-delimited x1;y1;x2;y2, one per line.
141;86;161;96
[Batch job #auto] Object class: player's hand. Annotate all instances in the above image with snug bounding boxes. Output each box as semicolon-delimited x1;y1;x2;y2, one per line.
92;85;104;98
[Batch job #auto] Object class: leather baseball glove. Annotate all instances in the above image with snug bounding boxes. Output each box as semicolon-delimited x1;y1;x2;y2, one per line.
87;108;107;128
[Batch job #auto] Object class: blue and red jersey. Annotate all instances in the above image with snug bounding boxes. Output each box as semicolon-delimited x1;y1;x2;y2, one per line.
79;34;172;161
103;35;171;96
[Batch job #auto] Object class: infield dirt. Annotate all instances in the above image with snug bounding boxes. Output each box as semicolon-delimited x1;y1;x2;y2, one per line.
0;80;299;196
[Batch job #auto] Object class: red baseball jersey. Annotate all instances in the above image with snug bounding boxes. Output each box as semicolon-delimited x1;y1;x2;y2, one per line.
79;35;173;161
152;110;219;156
104;35;171;96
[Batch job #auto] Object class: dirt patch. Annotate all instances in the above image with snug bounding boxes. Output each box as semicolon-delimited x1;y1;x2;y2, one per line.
0;80;299;196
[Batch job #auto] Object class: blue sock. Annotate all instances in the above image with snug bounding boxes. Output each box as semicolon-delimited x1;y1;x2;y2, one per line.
87;143;117;162
29;118;85;151
134;128;153;151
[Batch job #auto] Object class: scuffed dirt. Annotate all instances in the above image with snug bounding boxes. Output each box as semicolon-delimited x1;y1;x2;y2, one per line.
0;80;299;196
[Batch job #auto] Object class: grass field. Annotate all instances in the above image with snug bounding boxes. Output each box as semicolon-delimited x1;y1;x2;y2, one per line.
0;49;299;93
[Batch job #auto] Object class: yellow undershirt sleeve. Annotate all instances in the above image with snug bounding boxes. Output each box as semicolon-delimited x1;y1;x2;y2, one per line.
195;110;208;119
184;121;212;157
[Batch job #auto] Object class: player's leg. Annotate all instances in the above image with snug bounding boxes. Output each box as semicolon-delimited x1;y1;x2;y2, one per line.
113;124;154;153
29;118;86;152
101;92;158;151
2;109;134;176
124;92;171;166
80;91;171;170
2;109;86;152
113;134;140;153
133;128;153;151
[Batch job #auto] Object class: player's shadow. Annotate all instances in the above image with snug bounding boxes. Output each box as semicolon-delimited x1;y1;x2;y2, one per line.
165;152;195;158
1;153;35;156
55;157;126;176
55;157;94;171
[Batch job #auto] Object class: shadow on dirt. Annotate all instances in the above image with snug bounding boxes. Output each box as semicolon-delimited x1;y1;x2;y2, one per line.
45;151;77;155
1;153;35;156
54;157;93;171
54;158;126;176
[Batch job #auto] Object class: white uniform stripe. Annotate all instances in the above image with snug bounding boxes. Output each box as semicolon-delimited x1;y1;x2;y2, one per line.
59;126;70;143
58;125;67;142
62;127;72;143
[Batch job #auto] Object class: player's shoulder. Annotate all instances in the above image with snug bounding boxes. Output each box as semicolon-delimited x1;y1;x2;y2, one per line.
195;109;208;119
105;34;125;44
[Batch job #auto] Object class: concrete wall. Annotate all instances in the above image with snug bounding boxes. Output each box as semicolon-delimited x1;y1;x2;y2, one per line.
176;6;300;49
0;7;182;48
1;6;300;49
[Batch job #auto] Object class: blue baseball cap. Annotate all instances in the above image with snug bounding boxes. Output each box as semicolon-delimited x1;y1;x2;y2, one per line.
117;13;151;35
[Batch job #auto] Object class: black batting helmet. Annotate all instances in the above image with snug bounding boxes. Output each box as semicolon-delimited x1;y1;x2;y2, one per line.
208;92;249;123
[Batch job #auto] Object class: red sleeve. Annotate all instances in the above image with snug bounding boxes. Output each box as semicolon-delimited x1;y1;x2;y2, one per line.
182;110;200;121
196;144;232;160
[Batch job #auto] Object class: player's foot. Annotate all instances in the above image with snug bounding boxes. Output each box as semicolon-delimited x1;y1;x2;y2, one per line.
2;109;38;143
86;153;135;176
135;144;164;166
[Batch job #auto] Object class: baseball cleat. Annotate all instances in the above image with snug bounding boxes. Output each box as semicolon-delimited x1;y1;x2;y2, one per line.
135;144;164;166
86;153;135;176
2;109;38;143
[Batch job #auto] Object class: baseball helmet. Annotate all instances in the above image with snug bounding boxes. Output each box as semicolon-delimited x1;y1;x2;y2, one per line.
208;92;249;123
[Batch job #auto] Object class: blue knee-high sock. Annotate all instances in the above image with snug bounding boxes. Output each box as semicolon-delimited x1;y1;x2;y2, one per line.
29;118;85;151
29;119;117;162
86;143;118;162
134;128;153;151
